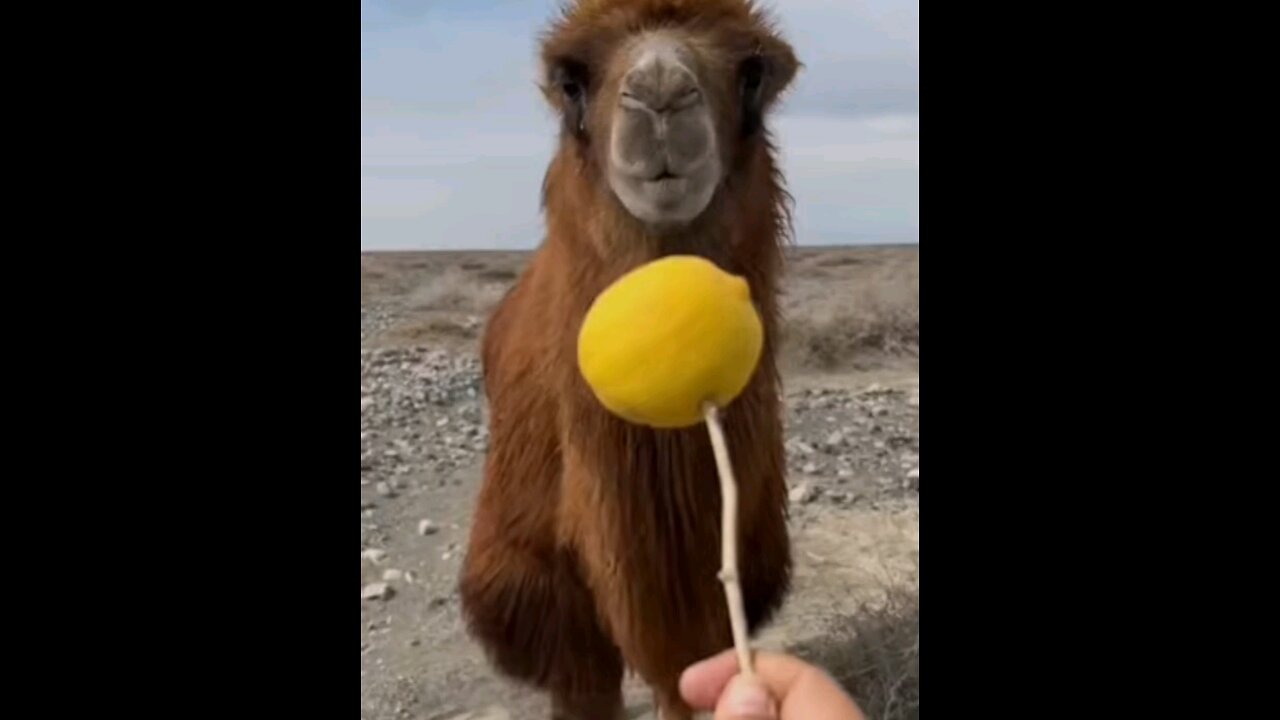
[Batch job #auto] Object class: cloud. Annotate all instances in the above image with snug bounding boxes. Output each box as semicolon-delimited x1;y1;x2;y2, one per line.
775;114;918;243
360;0;919;249
361;175;453;220
765;0;919;117
776;115;919;164
362;126;555;165
358;110;918;250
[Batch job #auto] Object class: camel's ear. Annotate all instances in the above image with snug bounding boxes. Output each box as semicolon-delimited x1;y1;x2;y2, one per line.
739;35;799;136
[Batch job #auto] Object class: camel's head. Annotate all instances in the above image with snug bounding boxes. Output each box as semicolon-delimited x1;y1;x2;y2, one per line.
540;0;798;229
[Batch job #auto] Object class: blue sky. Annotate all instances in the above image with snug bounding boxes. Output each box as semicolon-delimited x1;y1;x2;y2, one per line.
361;0;919;250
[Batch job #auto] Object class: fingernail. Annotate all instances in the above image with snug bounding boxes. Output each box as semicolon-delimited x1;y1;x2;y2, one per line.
722;677;776;717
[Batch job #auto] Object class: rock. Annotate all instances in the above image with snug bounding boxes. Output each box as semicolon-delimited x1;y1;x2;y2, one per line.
824;430;845;448
786;438;815;456
418;519;439;536
382;569;403;582
362;548;388;564
801;461;819;475
444;707;510;720
837;468;854;480
907;468;919;489
375;481;396;497
361;582;394;601
789;482;816;504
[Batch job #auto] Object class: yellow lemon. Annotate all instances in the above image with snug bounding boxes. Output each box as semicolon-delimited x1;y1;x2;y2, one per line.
577;255;764;429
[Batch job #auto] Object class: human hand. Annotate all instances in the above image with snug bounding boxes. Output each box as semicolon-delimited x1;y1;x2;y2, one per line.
679;648;867;720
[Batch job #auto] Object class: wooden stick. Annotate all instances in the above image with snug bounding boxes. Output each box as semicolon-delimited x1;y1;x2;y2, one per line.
703;402;755;679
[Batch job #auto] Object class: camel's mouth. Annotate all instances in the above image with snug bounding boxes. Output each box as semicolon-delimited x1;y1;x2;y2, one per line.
611;162;713;225
640;175;690;201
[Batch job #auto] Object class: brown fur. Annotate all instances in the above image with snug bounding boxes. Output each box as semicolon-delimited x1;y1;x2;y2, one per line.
459;2;799;717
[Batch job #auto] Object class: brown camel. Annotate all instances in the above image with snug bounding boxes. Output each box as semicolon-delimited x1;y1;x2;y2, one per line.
458;1;800;718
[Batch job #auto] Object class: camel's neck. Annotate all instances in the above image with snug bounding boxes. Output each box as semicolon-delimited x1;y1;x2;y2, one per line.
540;144;788;333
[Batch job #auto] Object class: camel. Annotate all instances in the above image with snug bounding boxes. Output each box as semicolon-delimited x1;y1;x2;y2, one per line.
458;1;800;718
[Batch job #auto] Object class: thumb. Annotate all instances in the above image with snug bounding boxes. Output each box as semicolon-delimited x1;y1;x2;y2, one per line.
715;675;778;720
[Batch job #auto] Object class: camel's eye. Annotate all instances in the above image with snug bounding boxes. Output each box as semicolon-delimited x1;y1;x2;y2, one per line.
551;60;588;100
741;56;764;96
739;55;767;135
551;59;589;136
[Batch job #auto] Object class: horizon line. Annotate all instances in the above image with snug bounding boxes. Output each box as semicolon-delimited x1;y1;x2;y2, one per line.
360;241;920;255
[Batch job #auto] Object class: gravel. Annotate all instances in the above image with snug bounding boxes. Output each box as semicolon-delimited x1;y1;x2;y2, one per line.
360;346;919;535
358;338;920;719
361;582;394;601
782;386;920;509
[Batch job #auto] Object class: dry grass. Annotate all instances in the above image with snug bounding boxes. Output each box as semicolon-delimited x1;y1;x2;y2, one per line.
381;316;482;345
406;267;509;313
362;247;920;373
780;275;919;372
790;569;920;720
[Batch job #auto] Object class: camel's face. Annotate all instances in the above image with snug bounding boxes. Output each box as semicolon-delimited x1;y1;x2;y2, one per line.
540;1;798;230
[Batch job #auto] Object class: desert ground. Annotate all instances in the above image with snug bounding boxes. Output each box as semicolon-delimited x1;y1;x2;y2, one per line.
360;246;920;720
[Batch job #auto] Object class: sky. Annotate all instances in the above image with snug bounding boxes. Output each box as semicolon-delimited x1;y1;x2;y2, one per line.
361;0;919;250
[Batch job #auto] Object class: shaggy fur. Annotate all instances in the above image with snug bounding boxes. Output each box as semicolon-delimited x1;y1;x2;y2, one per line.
458;2;800;717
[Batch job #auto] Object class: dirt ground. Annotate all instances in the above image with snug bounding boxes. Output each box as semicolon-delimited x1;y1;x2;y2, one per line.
360;246;920;720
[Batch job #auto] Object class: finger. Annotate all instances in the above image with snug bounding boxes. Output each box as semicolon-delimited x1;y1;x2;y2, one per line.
714;675;777;720
681;649;866;720
679;648;741;709
680;649;811;709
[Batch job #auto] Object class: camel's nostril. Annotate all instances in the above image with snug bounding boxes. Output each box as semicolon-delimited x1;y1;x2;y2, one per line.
622;44;700;116
671;88;701;111
621;87;700;115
